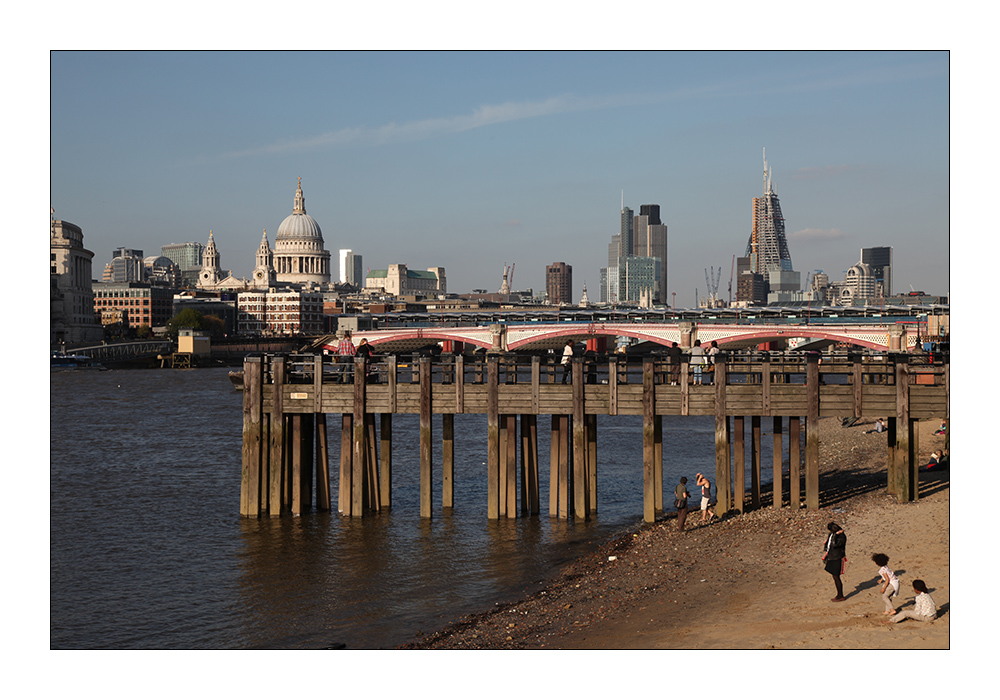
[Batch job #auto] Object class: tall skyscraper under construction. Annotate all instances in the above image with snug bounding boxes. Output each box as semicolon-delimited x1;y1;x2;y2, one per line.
745;149;792;276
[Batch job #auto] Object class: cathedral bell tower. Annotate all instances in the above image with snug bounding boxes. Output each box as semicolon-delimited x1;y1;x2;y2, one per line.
252;229;276;288
198;230;222;288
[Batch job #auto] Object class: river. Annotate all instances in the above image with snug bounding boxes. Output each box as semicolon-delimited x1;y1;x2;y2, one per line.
50;366;776;649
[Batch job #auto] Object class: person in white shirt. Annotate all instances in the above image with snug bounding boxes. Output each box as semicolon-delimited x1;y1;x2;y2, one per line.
889;579;937;623
560;340;574;384
872;553;900;614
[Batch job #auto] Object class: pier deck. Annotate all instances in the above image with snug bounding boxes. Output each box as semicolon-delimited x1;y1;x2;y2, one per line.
240;351;948;522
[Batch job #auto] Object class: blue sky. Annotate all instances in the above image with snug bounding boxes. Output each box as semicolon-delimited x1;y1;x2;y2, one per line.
50;50;949;305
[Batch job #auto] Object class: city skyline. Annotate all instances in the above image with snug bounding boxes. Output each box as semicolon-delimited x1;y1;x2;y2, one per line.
50;51;949;306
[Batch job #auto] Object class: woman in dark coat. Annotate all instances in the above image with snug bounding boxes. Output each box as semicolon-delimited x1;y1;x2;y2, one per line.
822;522;847;602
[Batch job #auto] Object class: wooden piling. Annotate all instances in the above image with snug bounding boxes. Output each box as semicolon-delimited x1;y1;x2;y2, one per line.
805;354;820;509
751;415;761;509
339;414;352;515
549;415;560;517
291;414;303;515
521;414;539;515
487;354;500;519
443;413;454;509
572;359;588;520
772;416;783;509
352;357;366;516
733;416;745;514
420;357;433;518
316;413;330;511
643;358;656;523
789;417;801;509
240;357;263;517
588;414;598;515
893;357;914;502
269;356;286;517
714;359;730;515
380;413;392;510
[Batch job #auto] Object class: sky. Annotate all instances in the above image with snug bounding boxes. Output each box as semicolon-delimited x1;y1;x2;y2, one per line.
48;50;950;307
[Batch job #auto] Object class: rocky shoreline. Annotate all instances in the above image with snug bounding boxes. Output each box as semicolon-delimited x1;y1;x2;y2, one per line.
401;416;949;650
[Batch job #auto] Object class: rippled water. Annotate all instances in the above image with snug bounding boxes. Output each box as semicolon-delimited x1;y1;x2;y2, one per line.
50;367;773;649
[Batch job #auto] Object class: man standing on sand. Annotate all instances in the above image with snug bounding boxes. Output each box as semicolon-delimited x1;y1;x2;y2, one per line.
696;472;715;523
822;522;848;602
675;477;690;531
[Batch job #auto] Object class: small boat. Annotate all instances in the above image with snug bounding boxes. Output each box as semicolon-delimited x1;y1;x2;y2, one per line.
51;352;107;371
229;370;244;390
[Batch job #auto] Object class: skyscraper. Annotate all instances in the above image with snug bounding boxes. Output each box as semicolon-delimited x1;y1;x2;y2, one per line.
745;150;792;276
633;204;667;303
546;262;572;305
339;249;363;286
861;246;892;298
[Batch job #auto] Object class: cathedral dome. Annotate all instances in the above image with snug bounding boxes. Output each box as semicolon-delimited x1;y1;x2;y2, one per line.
275;178;324;243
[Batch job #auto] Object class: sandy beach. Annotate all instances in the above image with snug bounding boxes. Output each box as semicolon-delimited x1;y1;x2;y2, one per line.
402;416;949;650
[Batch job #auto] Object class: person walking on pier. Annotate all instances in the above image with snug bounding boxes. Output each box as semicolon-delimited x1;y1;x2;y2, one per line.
561;339;574;384
690;340;706;384
822;522;848;602
336;331;356;384
696;472;716;523
668;342;681;385
355;337;374;383
674;477;690;531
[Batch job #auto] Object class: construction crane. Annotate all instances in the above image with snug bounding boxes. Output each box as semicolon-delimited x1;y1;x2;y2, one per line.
704;266;722;307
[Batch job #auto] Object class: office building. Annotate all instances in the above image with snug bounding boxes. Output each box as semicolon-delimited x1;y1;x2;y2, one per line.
103;247;145;283
365;264;446;297
161;242;204;287
861;246;892;298
632;204;667;303
93;281;176;330
237;288;325;336
546;262;572;305
339;249;364;286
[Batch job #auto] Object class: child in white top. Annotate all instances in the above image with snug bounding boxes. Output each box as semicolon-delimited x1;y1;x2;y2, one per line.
872;553;900;614
889;579;937;623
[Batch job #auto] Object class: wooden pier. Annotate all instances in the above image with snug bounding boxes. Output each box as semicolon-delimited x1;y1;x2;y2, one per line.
240;351;949;522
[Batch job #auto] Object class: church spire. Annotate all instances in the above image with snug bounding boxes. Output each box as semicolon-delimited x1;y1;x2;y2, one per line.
293;177;306;215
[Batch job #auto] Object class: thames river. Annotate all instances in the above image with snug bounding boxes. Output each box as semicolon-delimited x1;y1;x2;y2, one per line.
50;366;767;649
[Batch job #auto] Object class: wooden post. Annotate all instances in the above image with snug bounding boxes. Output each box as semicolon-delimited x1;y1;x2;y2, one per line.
521;414;539;515
240;357;263;517
380;413;392;510
420;357;433;518
352;357;366;515
714;359;730;515
443;413;454;509
487;354;500;519
558;414;571;519
587;414;598;515
365;413;380;510
505;414;518;518
291;414;303;515
789;417;801;509
572;359;588;520
772;416;783;509
751;415;761;510
269;356;286;517
894;356;913;502
499;414;508;515
339;414;352;514
316;413;330;511
302;414;313;509
911;419;920;501
387;355;397;413
531;356;540;415
805;353;820;510
643;358;656;523
455;355;464;413
762;356;771;415
734;416;745;514
887;417;897;496
608;356;618;416
549;415;560;517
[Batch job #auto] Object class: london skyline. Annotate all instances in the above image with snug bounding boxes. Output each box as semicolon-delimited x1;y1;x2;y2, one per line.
49;51;949;306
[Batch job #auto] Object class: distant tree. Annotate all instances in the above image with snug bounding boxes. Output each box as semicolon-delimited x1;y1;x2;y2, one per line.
136;324;152;339
165;308;206;338
202;314;226;340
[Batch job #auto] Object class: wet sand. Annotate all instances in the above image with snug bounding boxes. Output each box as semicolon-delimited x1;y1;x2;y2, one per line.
402;417;949;650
